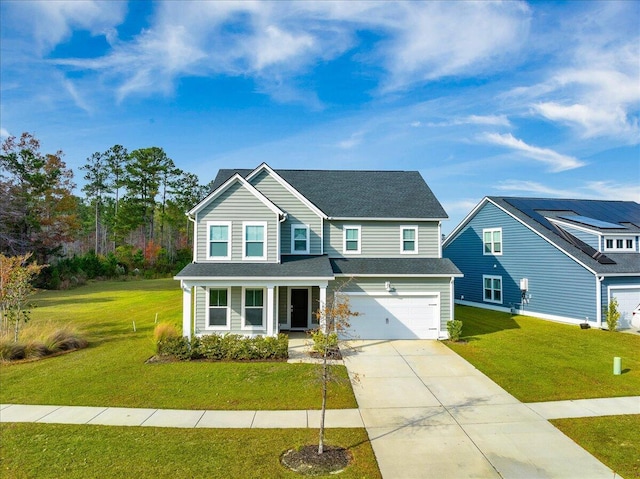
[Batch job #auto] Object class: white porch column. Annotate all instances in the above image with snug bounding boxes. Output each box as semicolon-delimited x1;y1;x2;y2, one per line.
267;286;275;337
319;285;327;333
182;283;192;340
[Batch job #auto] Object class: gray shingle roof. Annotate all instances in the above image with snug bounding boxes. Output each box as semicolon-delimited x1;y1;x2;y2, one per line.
489;197;640;275
175;255;334;279
210;167;448;219
330;257;462;276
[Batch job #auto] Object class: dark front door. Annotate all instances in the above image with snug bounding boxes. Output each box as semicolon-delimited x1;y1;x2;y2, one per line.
291;288;309;329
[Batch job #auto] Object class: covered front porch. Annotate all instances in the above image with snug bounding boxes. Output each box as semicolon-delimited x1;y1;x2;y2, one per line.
174;255;335;339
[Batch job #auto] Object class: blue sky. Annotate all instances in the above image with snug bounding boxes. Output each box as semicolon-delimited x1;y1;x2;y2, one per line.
1;1;638;233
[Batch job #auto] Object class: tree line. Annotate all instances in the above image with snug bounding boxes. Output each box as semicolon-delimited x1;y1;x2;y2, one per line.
0;132;210;288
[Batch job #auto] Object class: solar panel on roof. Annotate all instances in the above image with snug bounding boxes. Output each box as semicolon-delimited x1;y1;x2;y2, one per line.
558;215;622;229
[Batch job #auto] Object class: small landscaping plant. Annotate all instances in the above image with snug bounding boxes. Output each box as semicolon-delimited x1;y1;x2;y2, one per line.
446;319;463;341
155;332;289;361
604;298;621;331
310;329;339;356
0;325;87;362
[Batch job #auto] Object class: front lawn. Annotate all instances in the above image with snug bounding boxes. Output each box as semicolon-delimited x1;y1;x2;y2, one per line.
551;415;640;479
0;423;380;479
0;279;356;410
446;306;640;402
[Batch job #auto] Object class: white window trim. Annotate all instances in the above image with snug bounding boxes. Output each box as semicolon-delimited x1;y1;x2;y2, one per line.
206;221;231;260
242;221;268;260
205;287;231;330
343;225;361;255
604;236;636;252
242;287;266;330
290;224;310;254
483;275;503;304
483;227;503;256
400;225;419;254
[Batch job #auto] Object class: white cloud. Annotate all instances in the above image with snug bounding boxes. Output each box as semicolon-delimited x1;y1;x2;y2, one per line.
481;132;585;172
7;1;127;52
428;115;511;128
497;179;640;202
337;131;365;150
48;2;532;101
0;127;9;138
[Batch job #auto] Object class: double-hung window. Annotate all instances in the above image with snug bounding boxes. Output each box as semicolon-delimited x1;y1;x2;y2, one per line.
400;226;418;254
604;237;635;251
243;222;267;260
207;221;231;260
483;228;502;255
291;224;310;254
483;275;502;304
343;225;361;254
243;288;264;329
207;288;230;329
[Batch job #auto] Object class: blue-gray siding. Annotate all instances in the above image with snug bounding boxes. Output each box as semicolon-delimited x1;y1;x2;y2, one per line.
559;224;600;250
444;201;598;322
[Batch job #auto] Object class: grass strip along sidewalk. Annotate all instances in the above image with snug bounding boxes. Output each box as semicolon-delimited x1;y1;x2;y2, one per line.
0;279;356;410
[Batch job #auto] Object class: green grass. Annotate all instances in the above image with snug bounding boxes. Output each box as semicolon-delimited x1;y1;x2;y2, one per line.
0;423;380;479
446;306;640;402
551;415;640;479
0;279;356;410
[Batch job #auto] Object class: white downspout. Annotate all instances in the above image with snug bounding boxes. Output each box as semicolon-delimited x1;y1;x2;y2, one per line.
596;275;604;327
187;213;197;263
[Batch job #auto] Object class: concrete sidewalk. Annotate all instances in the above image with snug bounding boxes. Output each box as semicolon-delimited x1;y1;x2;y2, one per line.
342;340;636;479
0;404;363;429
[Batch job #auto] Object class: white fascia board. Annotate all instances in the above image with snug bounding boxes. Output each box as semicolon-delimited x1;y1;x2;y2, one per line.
599;273;640;277
333;273;464;278
246;163;327;219
442;197;488;248
485;198;598;275
175;276;334;281
328;217;448;222
547;217;604;237
188;173;285;217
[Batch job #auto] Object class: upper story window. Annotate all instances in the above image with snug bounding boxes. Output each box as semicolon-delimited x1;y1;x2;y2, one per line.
604;237;635;252
207;221;231;260
207;288;230;329
343;225;361;254
483;275;502;304
483;228;502;255
400;226;418;254
243;222;267;260
291;224;310;254
243;288;265;329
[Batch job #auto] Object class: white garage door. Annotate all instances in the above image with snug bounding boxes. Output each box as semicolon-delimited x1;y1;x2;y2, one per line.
611;287;640;329
344;294;440;340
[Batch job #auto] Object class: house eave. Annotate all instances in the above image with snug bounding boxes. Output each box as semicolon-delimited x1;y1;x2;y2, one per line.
328;217;448;222
333;273;464;278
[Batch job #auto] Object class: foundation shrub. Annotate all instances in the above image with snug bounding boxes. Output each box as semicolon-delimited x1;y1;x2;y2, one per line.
157;333;289;361
447;319;463;341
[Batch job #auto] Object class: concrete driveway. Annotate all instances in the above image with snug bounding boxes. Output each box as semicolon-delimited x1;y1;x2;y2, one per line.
343;340;616;479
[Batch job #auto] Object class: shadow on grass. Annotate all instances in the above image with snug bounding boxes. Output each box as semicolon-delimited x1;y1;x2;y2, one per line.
458;315;521;338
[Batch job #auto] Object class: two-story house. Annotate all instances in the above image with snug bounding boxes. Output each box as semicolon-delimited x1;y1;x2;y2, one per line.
174;163;462;340
443;197;640;330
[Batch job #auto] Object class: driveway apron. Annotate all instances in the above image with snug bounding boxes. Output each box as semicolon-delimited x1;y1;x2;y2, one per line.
343;340;616;479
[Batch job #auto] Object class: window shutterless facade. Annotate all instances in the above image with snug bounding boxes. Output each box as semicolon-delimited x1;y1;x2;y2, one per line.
343;225;361;254
604;237;635;252
243;222;267;260
242;288;265;329
291;224;310;254
483;275;502;304
206;287;230;329
400;226;418;254
207;221;231;260
483;228;502;255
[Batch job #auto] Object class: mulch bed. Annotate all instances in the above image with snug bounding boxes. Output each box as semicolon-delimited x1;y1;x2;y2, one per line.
308;348;342;360
281;445;352;475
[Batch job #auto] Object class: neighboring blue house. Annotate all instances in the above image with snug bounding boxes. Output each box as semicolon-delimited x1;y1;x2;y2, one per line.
175;163;461;340
443;197;640;330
